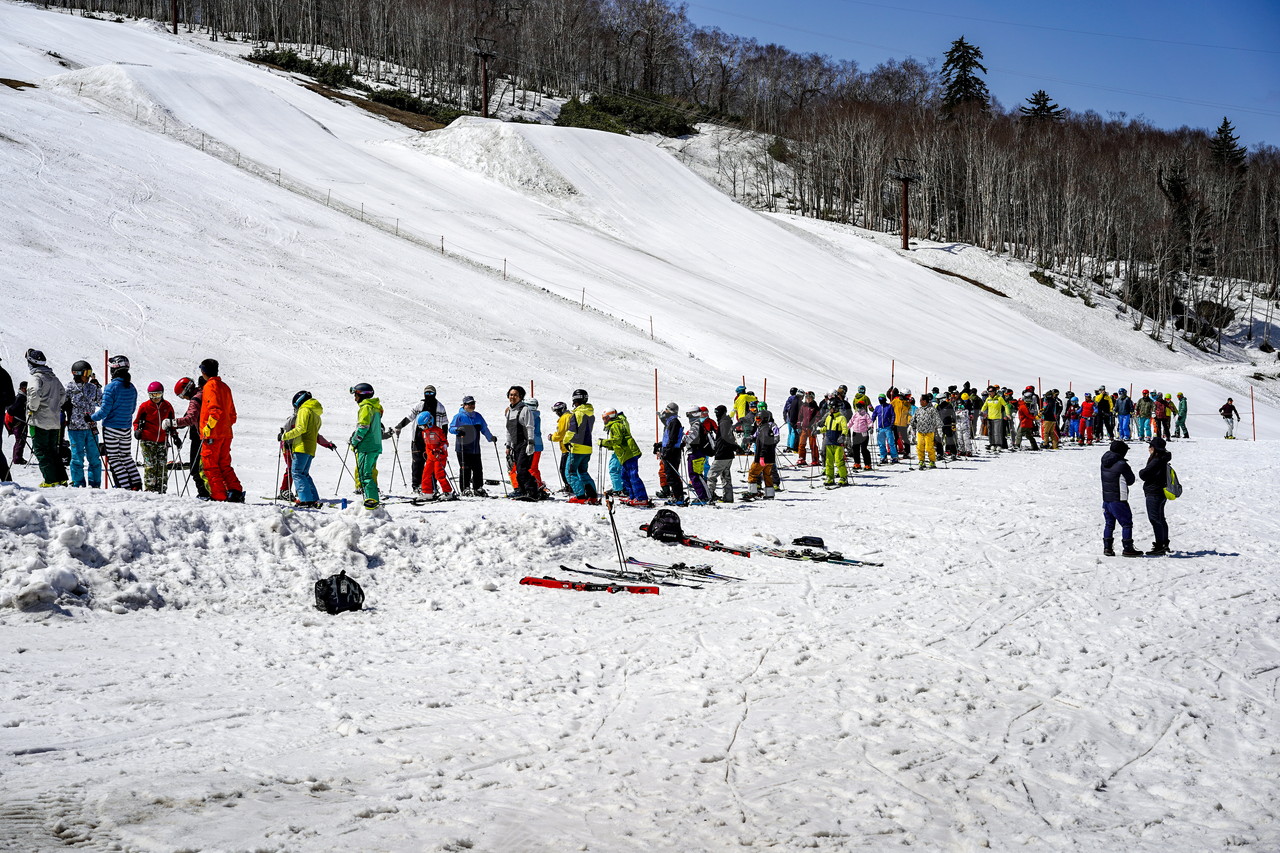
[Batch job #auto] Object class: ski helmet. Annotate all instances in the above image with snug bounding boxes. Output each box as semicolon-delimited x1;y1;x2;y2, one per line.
552;401;567;415
664;402;679;414
174;377;196;398
572;389;588;405
602;409;617;424
921;393;933;403
789;387;798;395
71;360;92;377
526;398;539;409
757;401;768;411
147;381;164;394
292;390;313;409
350;383;374;400
735;385;746;395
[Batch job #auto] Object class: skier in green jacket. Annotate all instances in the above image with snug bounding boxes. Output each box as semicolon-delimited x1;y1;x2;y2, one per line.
349;383;384;509
598;409;649;505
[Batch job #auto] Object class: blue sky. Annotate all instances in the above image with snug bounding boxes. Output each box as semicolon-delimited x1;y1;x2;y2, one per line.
683;0;1280;149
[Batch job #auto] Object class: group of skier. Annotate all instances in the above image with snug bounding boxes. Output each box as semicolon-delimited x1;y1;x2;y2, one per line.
0;350;242;502
0;351;1240;550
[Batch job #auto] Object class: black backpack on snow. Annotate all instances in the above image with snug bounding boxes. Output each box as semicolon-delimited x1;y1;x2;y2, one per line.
646;509;684;543
314;570;365;615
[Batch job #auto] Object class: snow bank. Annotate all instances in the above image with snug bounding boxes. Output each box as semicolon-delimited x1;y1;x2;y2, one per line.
403;116;579;200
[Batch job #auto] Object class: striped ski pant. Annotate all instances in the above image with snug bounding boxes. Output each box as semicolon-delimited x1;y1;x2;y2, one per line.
103;427;142;490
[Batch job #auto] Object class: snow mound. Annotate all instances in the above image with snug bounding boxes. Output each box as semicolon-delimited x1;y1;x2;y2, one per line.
44;62;176;125
400;116;578;200
0;486;603;614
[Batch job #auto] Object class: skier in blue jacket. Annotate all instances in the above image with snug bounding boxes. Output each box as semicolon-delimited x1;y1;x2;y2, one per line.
449;395;496;496
90;355;142;490
872;394;899;464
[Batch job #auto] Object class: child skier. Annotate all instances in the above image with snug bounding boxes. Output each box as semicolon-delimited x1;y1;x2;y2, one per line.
417;410;455;500
133;381;176;493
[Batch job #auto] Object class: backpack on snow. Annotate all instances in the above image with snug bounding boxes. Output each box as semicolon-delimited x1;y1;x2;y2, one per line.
314;570;365;615
646;509;684;543
1163;465;1183;501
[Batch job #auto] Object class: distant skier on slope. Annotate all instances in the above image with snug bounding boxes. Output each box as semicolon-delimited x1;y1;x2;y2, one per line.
1219;398;1240;439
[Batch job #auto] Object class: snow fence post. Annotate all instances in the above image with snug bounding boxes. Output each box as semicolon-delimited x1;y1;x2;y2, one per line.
1251;384;1257;440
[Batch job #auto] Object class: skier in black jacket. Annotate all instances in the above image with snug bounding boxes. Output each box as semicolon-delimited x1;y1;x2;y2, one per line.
1099;440;1143;557
1138;436;1173;555
0;357;12;481
707;406;737;502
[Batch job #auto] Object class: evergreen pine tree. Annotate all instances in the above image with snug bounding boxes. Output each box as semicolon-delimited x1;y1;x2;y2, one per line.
1208;117;1247;174
940;36;990;118
1019;89;1065;122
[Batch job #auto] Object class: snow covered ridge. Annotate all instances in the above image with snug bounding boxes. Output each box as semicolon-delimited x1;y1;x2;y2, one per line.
0;484;596;614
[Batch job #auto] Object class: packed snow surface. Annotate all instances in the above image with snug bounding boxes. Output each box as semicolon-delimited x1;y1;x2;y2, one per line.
2;2;1279;850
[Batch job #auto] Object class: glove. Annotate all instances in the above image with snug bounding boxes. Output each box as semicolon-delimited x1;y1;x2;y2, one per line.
277;428;285;441
174;437;183;450
526;442;535;456
653;442;662;455
202;438;212;446
134;429;144;440
161;419;172;431
330;444;339;452
394;425;403;437
98;442;106;456
381;427;394;440
489;435;498;443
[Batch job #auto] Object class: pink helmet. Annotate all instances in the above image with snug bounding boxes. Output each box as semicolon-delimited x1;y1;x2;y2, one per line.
147;381;164;394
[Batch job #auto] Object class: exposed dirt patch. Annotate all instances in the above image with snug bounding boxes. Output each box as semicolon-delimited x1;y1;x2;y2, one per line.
923;264;1009;298
301;83;446;133
0;78;37;90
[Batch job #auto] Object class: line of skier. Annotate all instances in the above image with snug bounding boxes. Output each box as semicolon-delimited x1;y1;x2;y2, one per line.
0;349;1247;513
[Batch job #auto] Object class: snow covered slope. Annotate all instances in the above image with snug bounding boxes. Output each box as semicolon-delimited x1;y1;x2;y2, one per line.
2;4;1279;850
3;0;1273;448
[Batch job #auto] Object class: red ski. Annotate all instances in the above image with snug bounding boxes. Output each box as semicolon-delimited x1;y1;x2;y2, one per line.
519;576;660;595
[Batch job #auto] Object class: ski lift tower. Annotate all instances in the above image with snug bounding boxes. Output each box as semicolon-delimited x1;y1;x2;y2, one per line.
473;36;497;118
888;157;921;251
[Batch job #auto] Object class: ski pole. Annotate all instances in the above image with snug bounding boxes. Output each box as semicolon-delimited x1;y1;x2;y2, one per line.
388;434;399;493
550;442;566;488
492;441;509;496
336;444;352;495
273;440;283;503
604;495;627;573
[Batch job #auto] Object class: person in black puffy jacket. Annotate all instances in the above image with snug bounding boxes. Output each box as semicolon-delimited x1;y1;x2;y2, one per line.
1099;440;1142;557
1138;436;1173;555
